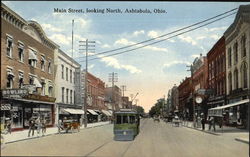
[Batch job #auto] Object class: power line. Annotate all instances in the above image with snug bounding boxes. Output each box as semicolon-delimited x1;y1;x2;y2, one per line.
78;11;236;63
76;7;237;60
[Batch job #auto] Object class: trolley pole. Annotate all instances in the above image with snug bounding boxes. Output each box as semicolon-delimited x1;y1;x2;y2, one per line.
109;72;118;119
79;39;95;128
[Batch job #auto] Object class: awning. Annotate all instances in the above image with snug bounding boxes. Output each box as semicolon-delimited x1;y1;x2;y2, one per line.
101;110;112;116
29;49;37;60
208;99;249;117
108;110;113;115
62;108;85;114
34;78;42;88
87;109;98;115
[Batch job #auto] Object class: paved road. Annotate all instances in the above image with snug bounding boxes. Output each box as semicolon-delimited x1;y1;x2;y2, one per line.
1;119;249;157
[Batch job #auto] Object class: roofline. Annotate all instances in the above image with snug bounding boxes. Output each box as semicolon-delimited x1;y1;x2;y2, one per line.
58;49;81;67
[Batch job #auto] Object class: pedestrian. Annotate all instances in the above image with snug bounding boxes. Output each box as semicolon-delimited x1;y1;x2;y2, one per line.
28;117;35;137
201;117;205;130
5;118;12;134
58;119;64;133
35;117;42;136
41;119;46;136
208;116;212;130
212;117;216;131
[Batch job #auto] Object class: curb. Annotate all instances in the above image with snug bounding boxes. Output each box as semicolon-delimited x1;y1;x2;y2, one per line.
183;125;220;136
235;138;249;144
5;122;111;144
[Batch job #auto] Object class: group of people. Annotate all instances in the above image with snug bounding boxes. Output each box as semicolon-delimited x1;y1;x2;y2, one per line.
28;117;46;137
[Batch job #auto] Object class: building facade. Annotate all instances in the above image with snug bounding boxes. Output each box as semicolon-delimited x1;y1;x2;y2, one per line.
1;3;58;130
224;5;250;129
104;85;122;111
54;49;82;125
207;37;226;110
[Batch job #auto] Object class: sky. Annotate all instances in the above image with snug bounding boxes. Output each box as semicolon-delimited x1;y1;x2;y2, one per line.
2;1;249;112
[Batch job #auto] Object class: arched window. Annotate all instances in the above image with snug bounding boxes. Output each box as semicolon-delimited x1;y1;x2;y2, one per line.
228;72;232;93
228;48;232;67
233;42;238;64
234;68;238;89
241;62;248;88
241;34;246;57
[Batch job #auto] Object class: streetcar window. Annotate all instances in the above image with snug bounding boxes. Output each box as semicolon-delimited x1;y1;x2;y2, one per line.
123;115;129;124
116;115;122;124
129;116;136;124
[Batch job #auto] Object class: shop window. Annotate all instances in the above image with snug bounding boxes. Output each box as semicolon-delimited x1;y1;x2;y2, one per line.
12;104;23;128
233;42;238;64
41;56;45;71
18;43;24;62
48;61;52;74
241;34;246;57
61;65;64;79
7;36;13;58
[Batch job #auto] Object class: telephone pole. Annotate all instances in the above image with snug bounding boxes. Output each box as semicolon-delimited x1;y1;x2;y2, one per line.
109;72;118;118
79;39;95;128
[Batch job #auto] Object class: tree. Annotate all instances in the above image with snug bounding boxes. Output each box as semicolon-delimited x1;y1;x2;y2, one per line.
135;105;145;116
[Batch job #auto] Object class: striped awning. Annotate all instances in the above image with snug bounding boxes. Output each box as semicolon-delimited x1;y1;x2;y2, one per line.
87;109;98;115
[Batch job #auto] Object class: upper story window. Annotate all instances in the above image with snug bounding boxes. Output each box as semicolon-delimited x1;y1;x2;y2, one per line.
70;70;72;83
241;62;248;89
48;86;53;97
228;47;232;67
48;61;52;74
61;65;64;79
41;79;46;96
233;42;238;64
41;56;46;71
228;72;232;93
241;34;246;58
28;49;37;67
18;42;24;62
6;69;15;89
66;88;69;104
18;72;24;88
234;68;238;89
62;87;65;103
7;36;13;58
70;90;73;104
66;67;68;81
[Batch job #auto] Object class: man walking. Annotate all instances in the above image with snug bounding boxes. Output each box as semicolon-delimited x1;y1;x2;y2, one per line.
28;117;35;137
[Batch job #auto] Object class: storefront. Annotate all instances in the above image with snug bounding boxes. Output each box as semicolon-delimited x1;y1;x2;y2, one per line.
87;109;98;123
58;106;84;125
1;89;55;131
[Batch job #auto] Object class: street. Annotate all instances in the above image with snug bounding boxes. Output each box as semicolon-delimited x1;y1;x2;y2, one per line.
1;119;248;157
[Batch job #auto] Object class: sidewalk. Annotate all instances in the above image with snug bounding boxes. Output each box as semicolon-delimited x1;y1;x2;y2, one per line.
2;121;110;144
181;121;249;144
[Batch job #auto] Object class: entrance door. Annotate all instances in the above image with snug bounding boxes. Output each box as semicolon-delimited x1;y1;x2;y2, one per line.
12;104;23;128
23;108;32;128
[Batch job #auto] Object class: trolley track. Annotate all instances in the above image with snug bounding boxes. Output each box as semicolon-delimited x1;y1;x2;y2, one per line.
84;118;149;157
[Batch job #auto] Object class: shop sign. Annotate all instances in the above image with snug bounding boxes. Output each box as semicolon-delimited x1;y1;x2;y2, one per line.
1;103;11;110
24;94;56;102
1;89;28;98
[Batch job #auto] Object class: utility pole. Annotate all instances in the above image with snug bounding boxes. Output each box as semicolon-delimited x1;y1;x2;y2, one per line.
79;39;95;128
109;72;118;118
187;64;195;128
121;85;126;108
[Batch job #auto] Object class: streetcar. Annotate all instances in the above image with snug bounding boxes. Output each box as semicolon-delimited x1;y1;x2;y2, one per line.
113;109;140;141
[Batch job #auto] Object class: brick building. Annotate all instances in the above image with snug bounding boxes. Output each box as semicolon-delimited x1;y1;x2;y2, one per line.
1;3;59;130
207;37;226;109
178;77;192;120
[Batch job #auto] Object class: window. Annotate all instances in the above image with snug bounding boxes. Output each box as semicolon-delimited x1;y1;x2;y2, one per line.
116;115;122;124
241;63;248;88
41;80;45;96
48;86;53;97
48;61;51;73
234;69;238;89
74;91;75;104
61;65;64;79
123;115;128;123
70;70;72;83
29;77;34;85
233;42;238;64
228;73;232;93
62;87;65;103
7;36;13;58
228;48;232;67
70;90;72;104
18;72;24;88
129;116;136;124
7;70;14;89
41;56;45;71
28;49;37;67
241;34;246;57
18;43;24;62
66;67;68;81
66;89;69;104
